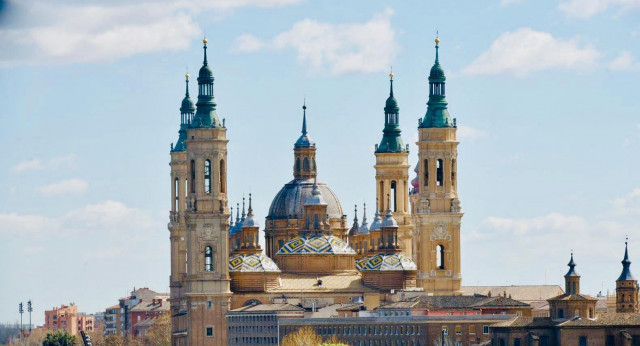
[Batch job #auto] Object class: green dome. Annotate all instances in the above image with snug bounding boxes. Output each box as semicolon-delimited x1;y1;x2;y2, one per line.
385;95;399;113
429;62;446;82
181;95;195;113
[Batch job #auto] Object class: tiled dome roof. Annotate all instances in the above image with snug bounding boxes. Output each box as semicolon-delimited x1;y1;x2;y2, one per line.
268;179;343;219
277;235;356;255
356;253;417;272
229;253;280;273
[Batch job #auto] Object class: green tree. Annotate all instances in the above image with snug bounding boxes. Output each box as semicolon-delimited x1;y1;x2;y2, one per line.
42;331;77;346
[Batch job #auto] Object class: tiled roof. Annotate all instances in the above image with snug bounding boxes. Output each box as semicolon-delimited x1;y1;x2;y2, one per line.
129;301;169;313
547;293;598;301
134;316;158;328
268;273;376;293
376;295;530;310
228;303;304;313
494;313;640;328
461;285;564;302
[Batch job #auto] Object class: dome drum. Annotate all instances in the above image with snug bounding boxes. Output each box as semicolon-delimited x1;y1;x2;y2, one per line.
276;235;357;274
229;254;281;292
357;254;418;291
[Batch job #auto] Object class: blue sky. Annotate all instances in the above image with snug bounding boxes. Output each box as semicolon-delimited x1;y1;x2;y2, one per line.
1;0;639;324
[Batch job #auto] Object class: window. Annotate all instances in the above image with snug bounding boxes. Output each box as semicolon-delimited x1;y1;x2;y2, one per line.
391;181;397;212
514;338;521;346
296;158;300;172
436;159;443;186
278;240;284;250
469;325;475;334
558;309;564;318
436;245;445;269
204;160;211;194
451;159;456;188
455;326;462;335
442;326;448;335
205;246;213;272
174;178;179;211
206;327;214;337
483;325;489;334
303;157;309;171
606;335;615;346
579;336;587;346
190;160;196;193
423;160;429;186
220;160;226;193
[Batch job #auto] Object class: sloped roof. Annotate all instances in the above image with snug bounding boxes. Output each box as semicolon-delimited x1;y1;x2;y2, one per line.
547;293;598;302
461;285;564;302
268;273;376;293
130;301;169;313
228;303;304;313
376;295;530;310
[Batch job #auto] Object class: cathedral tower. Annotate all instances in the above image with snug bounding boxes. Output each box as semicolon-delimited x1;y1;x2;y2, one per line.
173;38;232;346
616;240;638;313
374;73;413;258
412;38;463;294
169;73;194;326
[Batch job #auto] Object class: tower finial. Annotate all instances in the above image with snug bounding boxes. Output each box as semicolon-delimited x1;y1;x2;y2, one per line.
302;101;307;135
353;205;358;222
236;203;240;223
203;37;208;65
386;193;391;213
242;195;246;217
248;193;253;214
434;34;440;63
389;70;394;97
230;206;234;227
362;202;367;222
185;72;190;97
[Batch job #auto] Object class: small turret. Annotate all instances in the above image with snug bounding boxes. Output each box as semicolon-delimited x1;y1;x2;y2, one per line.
358;203;370;234
293;102;318;179
420;37;454;128
564;252;580;295
376;73;407;153
172;74;195;152
616;239;639;313
191;38;221;128
348;205;359;236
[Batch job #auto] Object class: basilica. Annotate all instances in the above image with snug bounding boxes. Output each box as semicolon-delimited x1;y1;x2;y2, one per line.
168;37;463;345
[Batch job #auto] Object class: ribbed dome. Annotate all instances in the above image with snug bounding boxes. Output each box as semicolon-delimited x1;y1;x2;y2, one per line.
356;253;417;272
199;63;213;78
277;235;356;255
229;253;280;272
385;95;399;112
268;178;343;219
181;96;195;113
429;62;446;82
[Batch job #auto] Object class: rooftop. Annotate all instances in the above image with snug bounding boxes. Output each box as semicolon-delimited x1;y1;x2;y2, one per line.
267;272;377;293
376;295;530;310
461;285;564;302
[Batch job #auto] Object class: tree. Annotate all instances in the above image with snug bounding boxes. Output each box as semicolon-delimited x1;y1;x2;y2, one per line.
143;313;170;346
281;326;323;346
42;331;77;346
321;334;349;346
25;328;47;346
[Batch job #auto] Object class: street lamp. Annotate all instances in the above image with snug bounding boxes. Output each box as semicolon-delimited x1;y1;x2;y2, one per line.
28;300;33;333
19;302;24;341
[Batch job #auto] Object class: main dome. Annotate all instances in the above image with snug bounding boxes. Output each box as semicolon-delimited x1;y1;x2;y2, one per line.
267;178;343;219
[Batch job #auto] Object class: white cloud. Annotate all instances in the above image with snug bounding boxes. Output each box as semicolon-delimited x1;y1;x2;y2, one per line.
37;178;89;196
0;0;304;66
232;8;398;75
612;188;640;216
559;0;640;18
11;154;76;172
463;28;600;77
609;51;640;71
0;200;161;238
457;125;488;141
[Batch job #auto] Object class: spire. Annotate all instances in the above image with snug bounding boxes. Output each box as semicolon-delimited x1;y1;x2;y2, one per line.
191;37;220;128
348;204;359;236
295;102;314;148
243;193;258;228
370;197;382;231
230;206;234;227
358;202;370;234
565;251;579;277
235;203;240;224
420;36;453;129
381;194;398;228
241;196;246;220
376;72;406;153
617;238;635;281
173;73;196;152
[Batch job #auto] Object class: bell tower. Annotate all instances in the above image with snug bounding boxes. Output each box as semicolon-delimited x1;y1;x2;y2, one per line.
412;37;463;294
616;239;638;313
177;38;232;346
374;73;413;258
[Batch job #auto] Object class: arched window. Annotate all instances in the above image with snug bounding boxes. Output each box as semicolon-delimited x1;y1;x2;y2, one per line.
313;158;316;170
220;160;226;193
204;160;211;194
451;159;456;189
314;214;319;229
184;179;188;209
436;159;443;186
574;309;580;317
423;160;429;186
436;245;445;269
558;309;564;318
391;181;397;212
204;246;213;272
572;282;576;294
303;157;310;171
174;178;179;211
190;160;196;193
296;158;301;172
